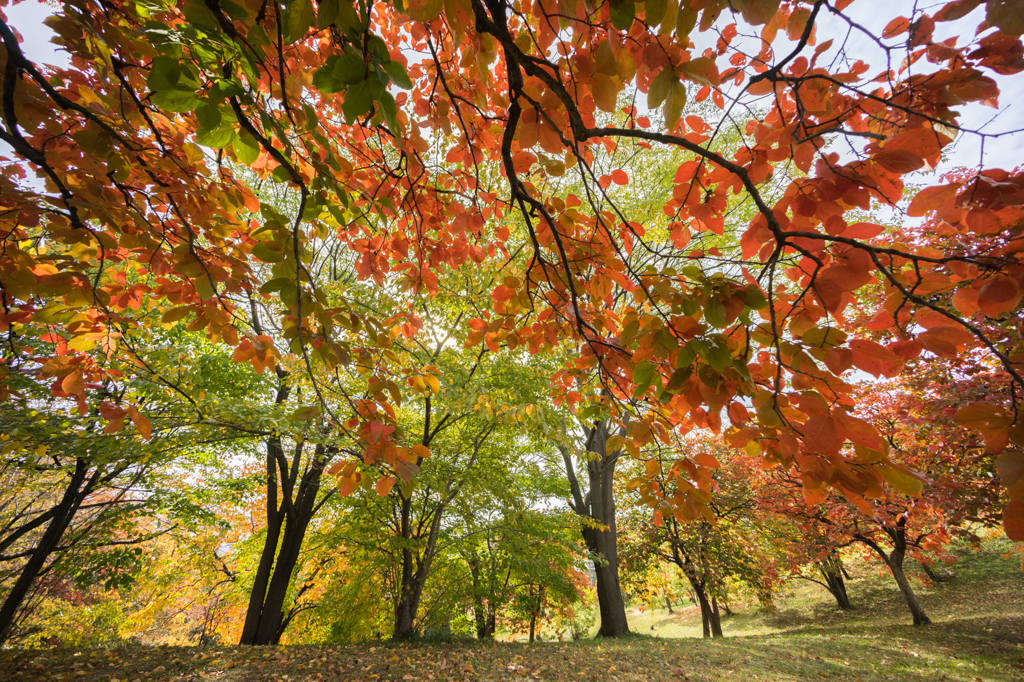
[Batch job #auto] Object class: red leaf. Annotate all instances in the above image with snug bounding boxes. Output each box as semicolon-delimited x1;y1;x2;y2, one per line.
803;415;839;453
1004;500;1024;541
882;16;910;38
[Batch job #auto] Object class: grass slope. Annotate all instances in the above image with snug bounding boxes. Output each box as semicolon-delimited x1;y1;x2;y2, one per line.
1;539;1021;682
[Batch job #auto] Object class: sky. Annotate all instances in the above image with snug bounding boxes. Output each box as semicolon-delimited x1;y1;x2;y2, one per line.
2;0;1022;175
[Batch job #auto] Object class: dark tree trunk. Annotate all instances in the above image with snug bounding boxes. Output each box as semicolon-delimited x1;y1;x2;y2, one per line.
857;523;931;626
888;557;931;626
710;598;723;637
240;436;285;645
818;556;852;610
561;419;630;638
665;596;674;614
529;607;536;643
393;490;446;639
0;459;98;644
468;557;497;640
683;572;721;639
240;438;330;645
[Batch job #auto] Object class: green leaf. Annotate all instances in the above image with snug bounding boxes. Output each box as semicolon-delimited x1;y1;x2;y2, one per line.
378;91;400;132
645;0;667;27
285;0;315;42
383;60;413;89
739;284;768;310
233;131;260;164
609;0;635;31
663;78;687;130
147;55;181;92
333;52;366;85
195;102;222;131
151;88;201;113
648;68;673;110
317;0;339;28
337;0;362;33
701;339;732;372
253;241;286;263
704;296;727;328
195;124;236;148
342;80;373;123
290;404;321;421
675;342;697;368
632;361;659;397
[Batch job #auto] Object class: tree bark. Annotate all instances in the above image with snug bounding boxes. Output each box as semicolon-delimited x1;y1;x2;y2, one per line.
665;596;674;614
240;440;330;645
888;557;931;626
857;524;931;626
818;556;852;610
561;419;630;638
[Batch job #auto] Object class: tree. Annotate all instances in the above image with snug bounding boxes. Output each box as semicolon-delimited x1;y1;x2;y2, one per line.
559;417;632;637
621;433;779;638
3;1;1024;639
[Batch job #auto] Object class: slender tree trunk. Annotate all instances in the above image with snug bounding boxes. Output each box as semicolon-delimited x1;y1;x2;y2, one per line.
0;459;94;644
710;598;723;638
888;558;931;625
665;596;674;614
685;573;715;639
529;607;536;643
859;527;931;626
253;514;314;644
562;419;629;637
393;494;446;639
818;558;852;610
240;438;284;645
241;441;327;645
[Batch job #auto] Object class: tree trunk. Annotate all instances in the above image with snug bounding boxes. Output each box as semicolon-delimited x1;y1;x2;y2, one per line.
665;596;674;614
685;574;718;639
562;419;630;638
710;597;723;638
393;491;446;639
529;607;536;643
858;525;931;626
240;440;328;645
888;558;931;626
818;558;852;610
240;437;285;645
0;459;95;644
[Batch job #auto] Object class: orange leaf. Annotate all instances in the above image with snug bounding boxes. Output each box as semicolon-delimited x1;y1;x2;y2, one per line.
978;275;1021;317
127;406;152;440
1004;499;1024;542
376;476;396;496
882;16;911;38
954;403;1013;431
411;443;431;460
61;371;85;396
693;453;720;468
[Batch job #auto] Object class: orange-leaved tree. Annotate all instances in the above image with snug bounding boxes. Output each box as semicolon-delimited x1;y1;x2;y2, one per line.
1;0;1023;620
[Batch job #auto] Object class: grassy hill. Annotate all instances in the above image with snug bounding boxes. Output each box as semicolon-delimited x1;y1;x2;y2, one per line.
1;538;1021;682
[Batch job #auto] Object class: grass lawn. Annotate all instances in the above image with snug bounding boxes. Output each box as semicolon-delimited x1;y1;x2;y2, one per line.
1;538;1021;682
